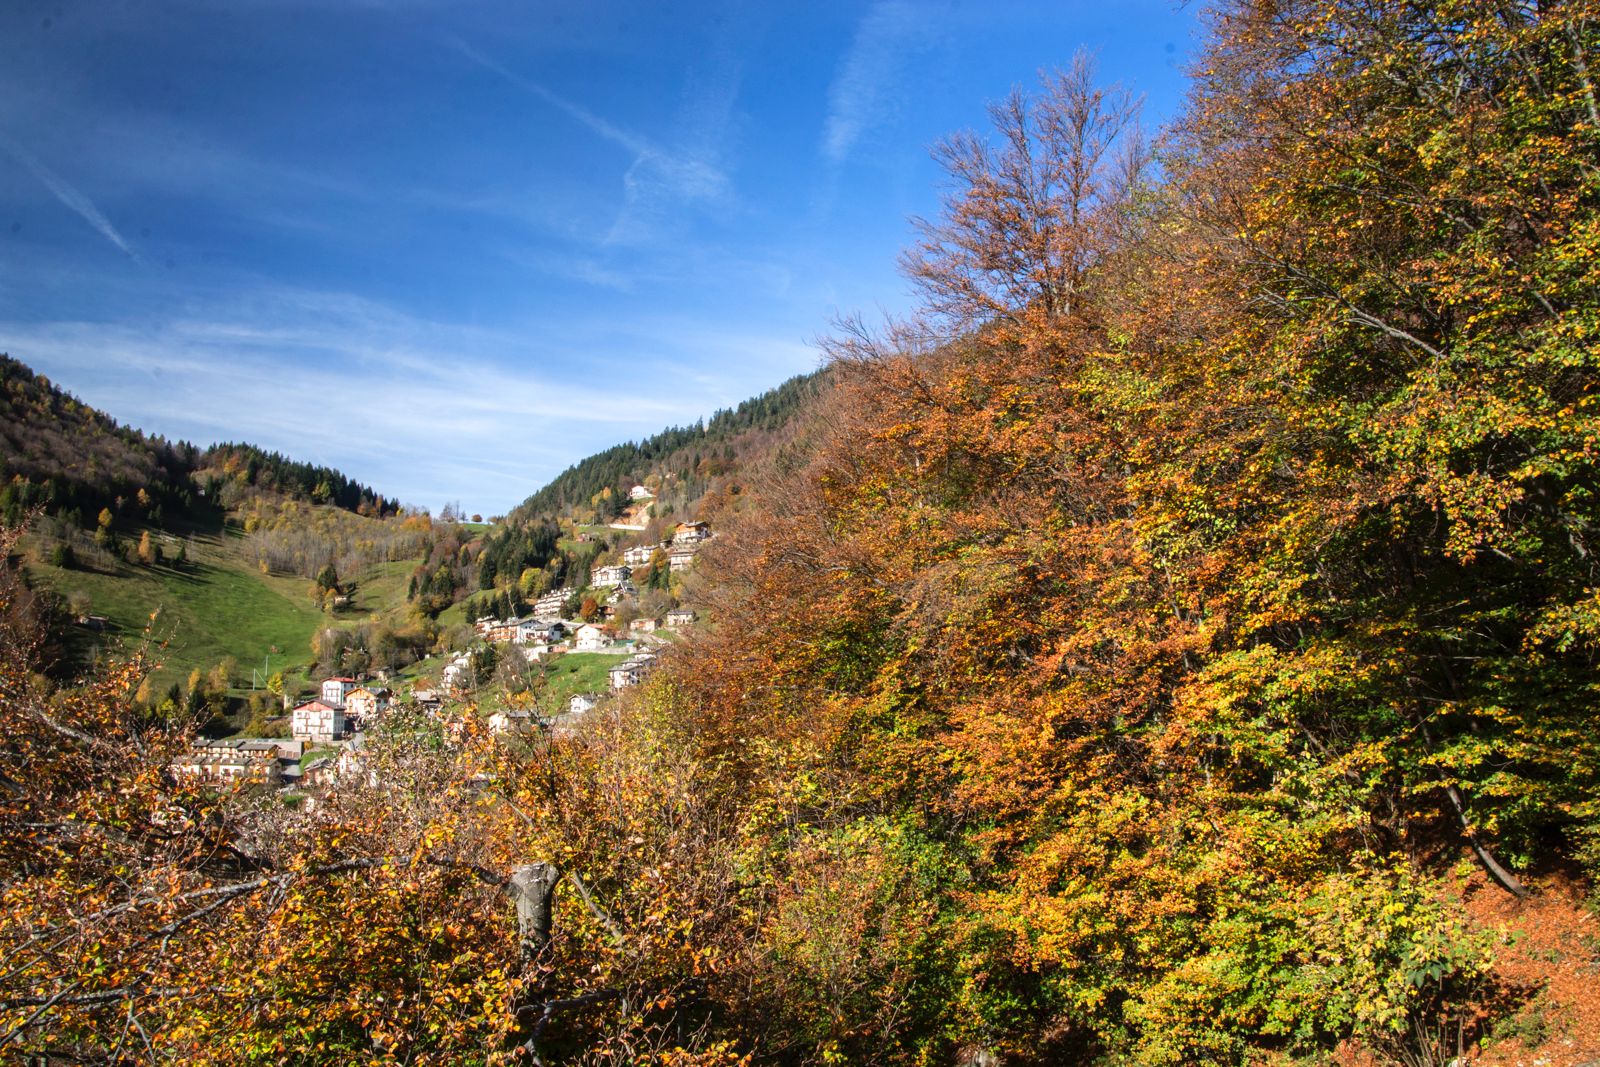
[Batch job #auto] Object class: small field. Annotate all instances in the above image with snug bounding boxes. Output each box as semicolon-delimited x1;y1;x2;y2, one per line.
537;651;625;711
349;559;420;619
28;521;425;698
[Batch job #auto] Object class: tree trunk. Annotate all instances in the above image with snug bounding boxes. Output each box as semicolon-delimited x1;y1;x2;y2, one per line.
1444;784;1528;899
510;862;561;963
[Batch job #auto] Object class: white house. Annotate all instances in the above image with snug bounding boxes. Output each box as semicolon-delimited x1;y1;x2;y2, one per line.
533;587;574;620
608;652;657;691
666;608;696;628
590;564;632;588
672;521;710;546
569;693;601;715
629;484;653;500
622;544;661;567
291;700;345;743
574;625;608;652
344;687;386;726
515;619;562;644
668;547;698;573
441;654;474;692
487;708;533;735
320;676;358;708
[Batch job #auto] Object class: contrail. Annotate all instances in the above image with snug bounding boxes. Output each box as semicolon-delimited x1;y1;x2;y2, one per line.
0;131;136;258
445;35;728;246
446;36;653;158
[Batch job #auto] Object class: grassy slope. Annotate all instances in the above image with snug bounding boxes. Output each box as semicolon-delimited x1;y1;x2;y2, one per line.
349;559;418;618
538;651;625;710
29;522;423;697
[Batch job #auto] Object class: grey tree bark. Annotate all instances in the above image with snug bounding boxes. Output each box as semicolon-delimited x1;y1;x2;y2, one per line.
510;861;561;963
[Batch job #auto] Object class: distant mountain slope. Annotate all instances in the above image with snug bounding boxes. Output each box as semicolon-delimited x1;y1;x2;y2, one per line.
0;353;394;529
0;354;424;710
0;354;202;528
507;369;825;528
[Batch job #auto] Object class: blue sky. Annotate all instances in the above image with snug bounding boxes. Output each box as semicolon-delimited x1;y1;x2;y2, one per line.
0;1;1199;515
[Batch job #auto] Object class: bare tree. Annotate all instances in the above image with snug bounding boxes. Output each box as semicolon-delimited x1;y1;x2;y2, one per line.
901;51;1147;331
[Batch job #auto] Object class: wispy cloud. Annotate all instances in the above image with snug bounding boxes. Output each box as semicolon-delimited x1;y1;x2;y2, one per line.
0;286;813;512
446;34;732;247
0;130;137;258
490;244;636;291
822;1;936;167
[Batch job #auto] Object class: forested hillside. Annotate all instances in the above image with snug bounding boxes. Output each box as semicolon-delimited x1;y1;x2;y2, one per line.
1;356;435;707
508;370;823;526
0;355;394;529
0;355;204;530
643;7;1600;1060
4;2;1600;1064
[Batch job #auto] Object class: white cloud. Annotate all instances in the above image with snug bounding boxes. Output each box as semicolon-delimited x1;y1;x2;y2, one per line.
0;286;815;513
822;1;937;167
448;37;653;159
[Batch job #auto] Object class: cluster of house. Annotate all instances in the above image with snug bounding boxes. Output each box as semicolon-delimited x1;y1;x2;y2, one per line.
476;617;568;646
444;617;636;693
287;676;391;744
170;732;368;789
615;520;712;576
442;618;660;695
454;608;696;696
170;673;396;792
460;525;706;699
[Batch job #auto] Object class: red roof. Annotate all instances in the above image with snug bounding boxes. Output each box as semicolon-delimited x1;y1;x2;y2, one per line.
292;700;336;713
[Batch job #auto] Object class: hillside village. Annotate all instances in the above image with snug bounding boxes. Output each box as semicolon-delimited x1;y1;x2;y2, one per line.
3;354;760;803
3;350;795;744
166;508;713;797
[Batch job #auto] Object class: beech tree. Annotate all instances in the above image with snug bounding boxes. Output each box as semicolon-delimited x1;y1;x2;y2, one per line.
901;50;1146;333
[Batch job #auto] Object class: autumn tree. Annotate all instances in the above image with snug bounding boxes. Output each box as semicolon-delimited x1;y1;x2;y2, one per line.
631;6;1600;1061
0;517;735;1062
902;49;1146;335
